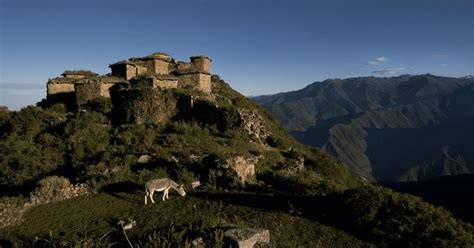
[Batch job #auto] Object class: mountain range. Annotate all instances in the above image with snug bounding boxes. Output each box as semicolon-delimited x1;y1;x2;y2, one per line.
254;74;474;182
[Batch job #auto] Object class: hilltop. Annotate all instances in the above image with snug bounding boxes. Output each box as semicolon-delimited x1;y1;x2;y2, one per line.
255;74;474;182
1;56;473;246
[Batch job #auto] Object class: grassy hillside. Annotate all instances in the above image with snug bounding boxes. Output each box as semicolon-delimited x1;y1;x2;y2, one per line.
1;76;473;246
0;190;370;247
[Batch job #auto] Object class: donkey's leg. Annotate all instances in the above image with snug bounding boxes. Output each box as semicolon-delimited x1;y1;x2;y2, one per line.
145;189;148;205
150;190;155;204
162;189;168;201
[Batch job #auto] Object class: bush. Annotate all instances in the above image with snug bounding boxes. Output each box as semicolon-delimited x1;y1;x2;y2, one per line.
0;138;64;186
326;185;474;247
259;169;344;196
64;111;110;167
83;97;112;114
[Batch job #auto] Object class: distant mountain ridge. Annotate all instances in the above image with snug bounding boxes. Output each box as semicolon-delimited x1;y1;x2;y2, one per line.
254;74;474;182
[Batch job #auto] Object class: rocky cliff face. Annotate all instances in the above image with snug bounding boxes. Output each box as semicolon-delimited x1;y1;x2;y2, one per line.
255;75;474;182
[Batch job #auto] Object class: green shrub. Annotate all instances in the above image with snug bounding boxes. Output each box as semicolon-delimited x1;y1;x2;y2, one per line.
83;97;112;114
46;103;67;114
259;169;344;196
0;138;64;185
327;185;474;247
64;112;110;167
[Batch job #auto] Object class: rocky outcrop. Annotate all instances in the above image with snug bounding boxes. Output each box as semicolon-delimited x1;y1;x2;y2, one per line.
27;176;90;207
224;228;270;248
225;156;260;183
201;154;260;187
0;200;25;228
237;109;270;143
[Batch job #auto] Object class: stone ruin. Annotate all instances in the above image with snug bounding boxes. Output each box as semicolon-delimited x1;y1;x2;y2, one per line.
45;52;212;111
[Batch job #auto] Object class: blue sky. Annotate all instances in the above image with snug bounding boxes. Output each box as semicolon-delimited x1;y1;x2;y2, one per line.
1;0;473;110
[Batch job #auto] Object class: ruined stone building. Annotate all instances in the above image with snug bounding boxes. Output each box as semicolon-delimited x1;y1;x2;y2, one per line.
46;52;213;110
109;52;211;93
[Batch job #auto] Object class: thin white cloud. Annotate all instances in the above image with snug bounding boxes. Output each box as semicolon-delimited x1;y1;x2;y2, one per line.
371;67;407;75
441;63;448;67
368;57;387;65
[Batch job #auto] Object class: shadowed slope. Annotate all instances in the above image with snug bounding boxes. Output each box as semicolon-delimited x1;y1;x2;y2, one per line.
255;75;474;182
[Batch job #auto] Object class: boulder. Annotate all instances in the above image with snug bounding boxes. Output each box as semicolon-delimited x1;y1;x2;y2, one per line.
191;237;204;247
192;181;201;189
224;228;270;248
138;154;152;163
225;156;261;183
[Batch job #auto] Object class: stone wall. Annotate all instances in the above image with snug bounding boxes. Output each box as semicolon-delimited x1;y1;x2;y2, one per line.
153;78;178;90
153;59;170;75
137;65;147;76
178;73;212;93
131;78;178;90
47;83;75;95
111;64;139;80
125;64;137;80
191;56;211;73
197;73;211;93
177;62;192;70
178;74;196;89
111;64;127;79
75;83;115;106
111;88;192;125
100;83;115;97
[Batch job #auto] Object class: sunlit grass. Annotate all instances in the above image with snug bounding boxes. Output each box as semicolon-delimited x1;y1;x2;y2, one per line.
1;190;369;247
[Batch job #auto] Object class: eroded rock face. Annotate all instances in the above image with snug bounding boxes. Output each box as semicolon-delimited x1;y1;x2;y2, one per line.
237;109;271;144
224;228;270;248
225;156;260;183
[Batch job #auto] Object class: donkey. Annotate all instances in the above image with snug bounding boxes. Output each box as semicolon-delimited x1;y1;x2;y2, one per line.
144;178;186;205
